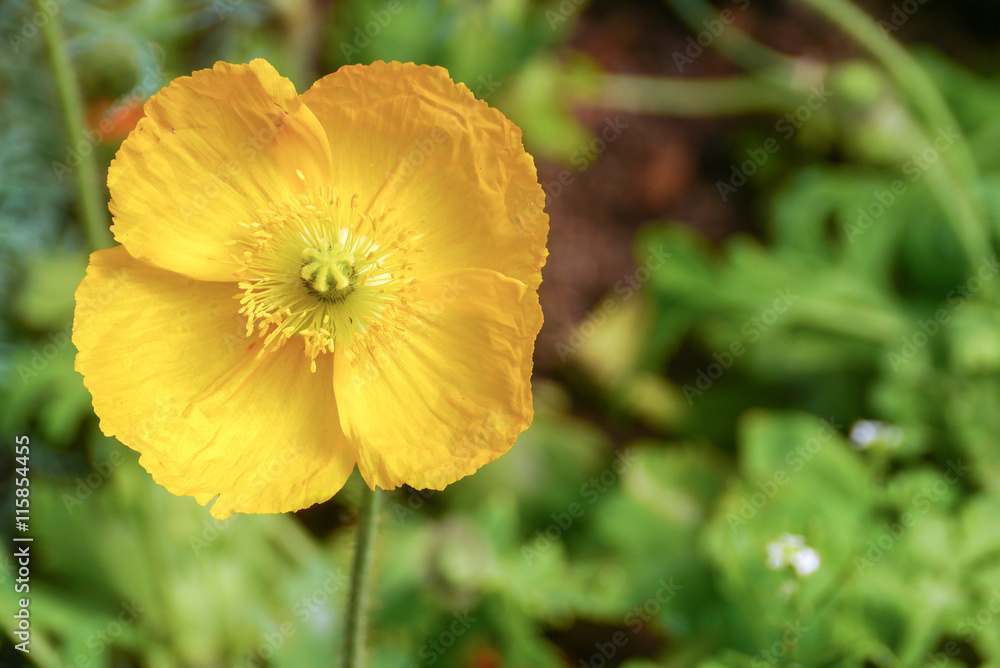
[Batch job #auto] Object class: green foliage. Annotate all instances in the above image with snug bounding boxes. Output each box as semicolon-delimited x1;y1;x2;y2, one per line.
5;0;1000;666
563;39;1000;668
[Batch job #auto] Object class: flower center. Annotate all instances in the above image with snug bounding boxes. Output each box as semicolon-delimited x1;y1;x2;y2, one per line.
300;243;356;301
231;188;420;372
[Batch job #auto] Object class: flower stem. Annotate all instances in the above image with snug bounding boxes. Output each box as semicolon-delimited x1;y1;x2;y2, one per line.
342;484;380;668
664;0;799;75
589;73;810;117
797;0;977;183
797;0;991;281
38;0;113;251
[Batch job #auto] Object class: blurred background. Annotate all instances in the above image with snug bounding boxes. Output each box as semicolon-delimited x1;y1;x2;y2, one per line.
4;0;1000;666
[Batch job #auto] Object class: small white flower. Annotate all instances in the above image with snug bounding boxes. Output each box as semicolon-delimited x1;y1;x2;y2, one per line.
789;546;821;576
766;533;821;577
849;420;903;450
767;533;803;569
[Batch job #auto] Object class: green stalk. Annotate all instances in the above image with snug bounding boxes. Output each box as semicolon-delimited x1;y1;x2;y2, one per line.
286;0;322;89
664;0;800;75
798;0;978;184
342;484;380;668
39;0;113;251
796;0;986;241
920;154;996;296
590;73;809;117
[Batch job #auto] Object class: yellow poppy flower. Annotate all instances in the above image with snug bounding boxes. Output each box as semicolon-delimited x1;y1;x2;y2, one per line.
73;60;548;519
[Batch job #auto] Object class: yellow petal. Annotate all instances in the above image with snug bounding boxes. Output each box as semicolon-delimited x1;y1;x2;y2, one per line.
73;246;355;518
333;269;541;490
109;59;333;282
299;61;548;291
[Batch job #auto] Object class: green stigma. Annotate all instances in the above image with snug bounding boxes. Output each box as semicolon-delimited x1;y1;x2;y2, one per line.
300;243;356;302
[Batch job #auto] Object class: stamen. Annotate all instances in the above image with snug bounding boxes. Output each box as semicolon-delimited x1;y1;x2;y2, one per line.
231;190;420;372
